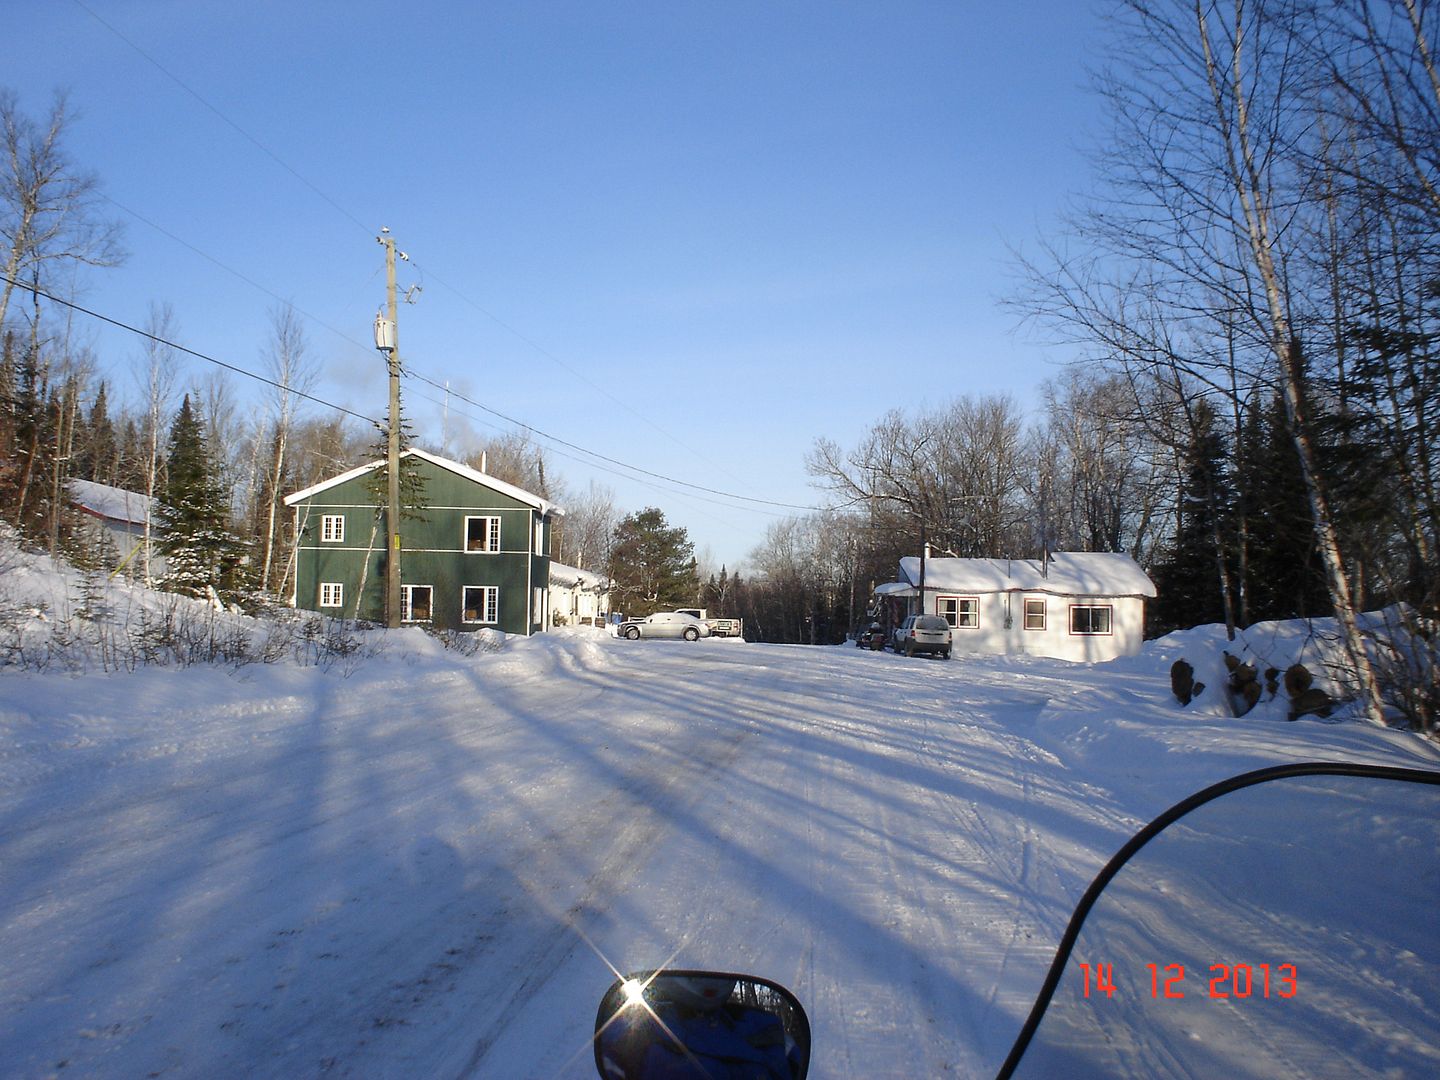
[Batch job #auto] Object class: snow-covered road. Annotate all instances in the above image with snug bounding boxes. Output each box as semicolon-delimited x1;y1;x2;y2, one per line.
2;628;1436;1078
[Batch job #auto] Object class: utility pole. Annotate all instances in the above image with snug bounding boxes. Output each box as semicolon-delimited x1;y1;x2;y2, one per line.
375;229;403;628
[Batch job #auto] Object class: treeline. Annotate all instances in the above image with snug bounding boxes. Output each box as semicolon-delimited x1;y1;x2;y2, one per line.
0;306;617;609
1017;0;1440;727
743;1;1440;732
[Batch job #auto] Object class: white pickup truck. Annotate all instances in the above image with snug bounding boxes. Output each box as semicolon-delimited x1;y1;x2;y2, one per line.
672;608;744;638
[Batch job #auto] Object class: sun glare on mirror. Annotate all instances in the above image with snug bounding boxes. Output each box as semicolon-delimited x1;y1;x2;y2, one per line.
621;979;646;1007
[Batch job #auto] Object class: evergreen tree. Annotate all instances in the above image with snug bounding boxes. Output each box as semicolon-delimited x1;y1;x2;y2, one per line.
607;507;699;614
75;380;118;486
156;395;247;602
1149;402;1236;634
363;414;428;522
1240;392;1330;622
0;330;19;523
8;339;53;539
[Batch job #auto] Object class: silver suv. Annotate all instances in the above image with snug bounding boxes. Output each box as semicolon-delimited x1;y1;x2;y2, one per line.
891;614;952;658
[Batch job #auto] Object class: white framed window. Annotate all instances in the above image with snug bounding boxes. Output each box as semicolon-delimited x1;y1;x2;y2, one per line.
1070;604;1113;636
465;515;501;552
463;585;499;624
534;519;546;556
319;582;344;608
321;514;345;543
937;595;979;629
1024;598;1046;631
401;584;433;623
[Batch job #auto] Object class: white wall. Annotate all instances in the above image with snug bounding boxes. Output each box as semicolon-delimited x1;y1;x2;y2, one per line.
929;591;1145;663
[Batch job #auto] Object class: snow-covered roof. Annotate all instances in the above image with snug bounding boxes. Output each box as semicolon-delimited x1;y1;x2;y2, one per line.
68;478;158;527
283;448;564;517
874;581;916;598
897;552;1157;598
549;562;610;591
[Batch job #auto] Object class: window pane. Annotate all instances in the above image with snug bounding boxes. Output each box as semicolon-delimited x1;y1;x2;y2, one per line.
1024;599;1045;630
466;517;501;552
403;585;433;622
463;586;498;624
1071;605;1112;635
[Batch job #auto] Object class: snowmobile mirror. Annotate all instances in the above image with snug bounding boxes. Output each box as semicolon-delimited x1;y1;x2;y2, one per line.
594;969;810;1079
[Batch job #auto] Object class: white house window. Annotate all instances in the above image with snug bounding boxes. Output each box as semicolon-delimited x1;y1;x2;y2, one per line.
938;595;979;629
1024;598;1046;631
401;584;433;623
463;585;499;624
319;582;344;608
465;516;501;552
1070;605;1113;635
321;514;345;543
534;519;545;556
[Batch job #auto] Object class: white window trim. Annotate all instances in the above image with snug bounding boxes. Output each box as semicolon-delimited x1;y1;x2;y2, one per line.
1023;597;1046;631
319;582;344;608
463;585;499;625
938;594;980;630
1069;604;1114;636
320;514;345;543
401;584;434;623
465;515;502;553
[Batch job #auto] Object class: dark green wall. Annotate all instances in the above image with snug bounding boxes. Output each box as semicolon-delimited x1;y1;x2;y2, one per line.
289;456;554;634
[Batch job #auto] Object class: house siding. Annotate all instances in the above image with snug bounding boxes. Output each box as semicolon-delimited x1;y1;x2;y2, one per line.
289;454;554;634
930;592;1145;662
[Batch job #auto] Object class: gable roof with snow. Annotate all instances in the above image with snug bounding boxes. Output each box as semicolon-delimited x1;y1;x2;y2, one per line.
283;447;563;517
898;552;1156;598
68;478;159;527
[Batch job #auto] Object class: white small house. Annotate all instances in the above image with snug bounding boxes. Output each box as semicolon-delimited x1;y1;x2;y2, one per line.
877;551;1157;662
548;562;612;628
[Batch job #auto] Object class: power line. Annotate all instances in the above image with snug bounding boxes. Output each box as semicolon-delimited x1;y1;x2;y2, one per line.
402;367;823;512
71;0;757;493
26;4;825;521
400;380;807;522
70;0;375;239
411;265;754;488
97;193;377;360
11;274;829;519
5;276;381;428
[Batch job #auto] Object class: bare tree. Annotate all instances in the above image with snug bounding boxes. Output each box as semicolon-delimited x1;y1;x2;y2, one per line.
1016;0;1389;717
558;481;618;570
463;430;560;500
808;395;1032;560
254;305;316;593
133;303;181;585
0;89;123;332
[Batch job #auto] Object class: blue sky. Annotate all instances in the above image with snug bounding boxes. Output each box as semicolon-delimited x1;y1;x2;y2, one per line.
12;1;1104;570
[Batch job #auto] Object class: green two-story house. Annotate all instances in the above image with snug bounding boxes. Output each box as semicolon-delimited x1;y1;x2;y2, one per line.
284;448;563;635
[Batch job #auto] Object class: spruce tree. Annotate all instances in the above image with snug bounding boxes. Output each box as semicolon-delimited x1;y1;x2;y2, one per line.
1150;402;1236;634
75;380;119;486
156;395;246;602
1241;393;1329;622
363;414;428;522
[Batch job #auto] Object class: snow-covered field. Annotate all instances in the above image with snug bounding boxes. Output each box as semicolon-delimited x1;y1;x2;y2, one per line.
1;547;1437;1078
